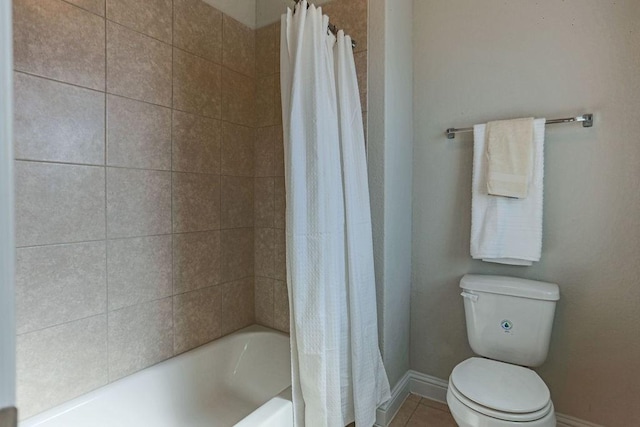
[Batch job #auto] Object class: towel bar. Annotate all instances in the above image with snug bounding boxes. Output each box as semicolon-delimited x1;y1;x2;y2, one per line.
446;114;593;139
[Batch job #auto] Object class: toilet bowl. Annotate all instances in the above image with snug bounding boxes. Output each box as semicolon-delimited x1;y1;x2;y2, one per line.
446;358;556;427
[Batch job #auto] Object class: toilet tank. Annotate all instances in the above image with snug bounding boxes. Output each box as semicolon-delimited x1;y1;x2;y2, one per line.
460;275;560;367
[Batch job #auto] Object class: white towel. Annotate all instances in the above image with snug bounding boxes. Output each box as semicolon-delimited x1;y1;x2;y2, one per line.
486;117;534;199
470;119;545;266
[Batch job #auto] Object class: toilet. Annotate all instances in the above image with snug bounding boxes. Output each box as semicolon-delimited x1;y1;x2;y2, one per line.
447;275;560;427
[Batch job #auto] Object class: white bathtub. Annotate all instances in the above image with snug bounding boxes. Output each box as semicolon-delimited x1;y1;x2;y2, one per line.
20;325;293;427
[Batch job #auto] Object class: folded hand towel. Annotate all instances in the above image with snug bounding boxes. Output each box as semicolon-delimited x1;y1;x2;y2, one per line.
486;117;534;199
470;119;545;266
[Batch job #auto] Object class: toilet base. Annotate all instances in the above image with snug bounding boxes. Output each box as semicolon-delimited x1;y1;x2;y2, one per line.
447;388;556;427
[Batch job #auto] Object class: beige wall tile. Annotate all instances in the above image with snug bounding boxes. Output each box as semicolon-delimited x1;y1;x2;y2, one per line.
256;75;275;127
362;112;368;144
14;73;105;165
254;128;275;178
221;176;254;229
173;286;222;354
107;21;172;106
172;111;221;174
222;228;254;282
274;176;285;229
173;48;222;118
15;161;106;247
13;0;105;90
273;125;285;176
106;0;172;43
273;280;289;333
222;122;254;177
173;230;221;294
108;297;173;380
173;0;222;63
256;24;276;77
107;95;171;170
221;278;254;335
222;15;255;78
254;277;275;327
254;178;274;228
275;73;282;126
13;0;269;416
359;86;367;116
17;315;108;419
106;168;172;238
172;172;221;233
222;68;255;127
354;50;367;112
16;242;106;335
322;0;368;53
254;227;275;278
274;228;286;281
274;21;281;72
354;50;367;80
107;235;173;311
66;0;104;16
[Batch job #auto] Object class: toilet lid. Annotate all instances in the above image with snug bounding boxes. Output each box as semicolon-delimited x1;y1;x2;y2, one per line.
450;358;550;414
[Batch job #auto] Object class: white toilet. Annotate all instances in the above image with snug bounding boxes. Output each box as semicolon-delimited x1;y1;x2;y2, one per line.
447;274;560;427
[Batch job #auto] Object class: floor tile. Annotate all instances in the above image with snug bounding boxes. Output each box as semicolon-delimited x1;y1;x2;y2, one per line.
406;404;456;426
389;396;455;427
420;397;450;413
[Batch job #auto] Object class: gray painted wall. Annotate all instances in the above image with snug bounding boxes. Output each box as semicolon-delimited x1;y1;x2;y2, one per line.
0;0;15;410
369;0;413;388
411;1;640;425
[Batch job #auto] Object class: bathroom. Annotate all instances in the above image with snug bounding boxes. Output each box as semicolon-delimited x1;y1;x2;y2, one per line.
0;0;638;426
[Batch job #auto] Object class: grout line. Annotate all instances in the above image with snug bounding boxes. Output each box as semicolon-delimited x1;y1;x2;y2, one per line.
173;45;257;81
15;158;261;178
58;0;104;17
16;238;109;250
17;271;254;340
105;17;173;48
60;0;266;83
13;71;258;130
16;227;259;250
403;400;420;427
13;69;106;95
17;312;107;339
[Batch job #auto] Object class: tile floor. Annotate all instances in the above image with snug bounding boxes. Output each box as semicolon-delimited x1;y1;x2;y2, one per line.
389;394;457;426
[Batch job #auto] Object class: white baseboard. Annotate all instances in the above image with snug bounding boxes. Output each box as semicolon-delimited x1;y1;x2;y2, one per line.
555;413;604;427
408;370;448;403
374;371;411;427
376;370;601;427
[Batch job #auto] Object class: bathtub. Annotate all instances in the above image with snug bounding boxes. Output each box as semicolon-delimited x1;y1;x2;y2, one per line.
20;325;293;427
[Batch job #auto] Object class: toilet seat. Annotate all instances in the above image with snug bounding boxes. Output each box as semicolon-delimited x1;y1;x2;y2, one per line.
449;358;552;422
449;380;552;422
447;387;556;427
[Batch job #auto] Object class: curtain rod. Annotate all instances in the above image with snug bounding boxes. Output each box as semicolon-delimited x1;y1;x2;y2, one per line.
446;114;594;139
293;0;357;49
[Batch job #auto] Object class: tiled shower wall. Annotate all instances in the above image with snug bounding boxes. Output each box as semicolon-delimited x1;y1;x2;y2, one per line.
13;0;367;419
253;0;369;333
13;0;256;418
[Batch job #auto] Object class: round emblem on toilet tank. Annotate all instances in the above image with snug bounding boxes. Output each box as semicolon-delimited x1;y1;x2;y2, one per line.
500;320;513;331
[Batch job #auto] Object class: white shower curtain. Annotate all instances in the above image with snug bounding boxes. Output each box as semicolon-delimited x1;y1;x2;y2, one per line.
280;2;391;426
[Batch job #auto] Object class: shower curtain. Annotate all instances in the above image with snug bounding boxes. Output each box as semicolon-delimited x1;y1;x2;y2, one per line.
280;2;391;426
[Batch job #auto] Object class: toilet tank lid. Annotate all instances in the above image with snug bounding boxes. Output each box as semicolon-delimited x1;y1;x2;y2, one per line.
460;275;560;301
